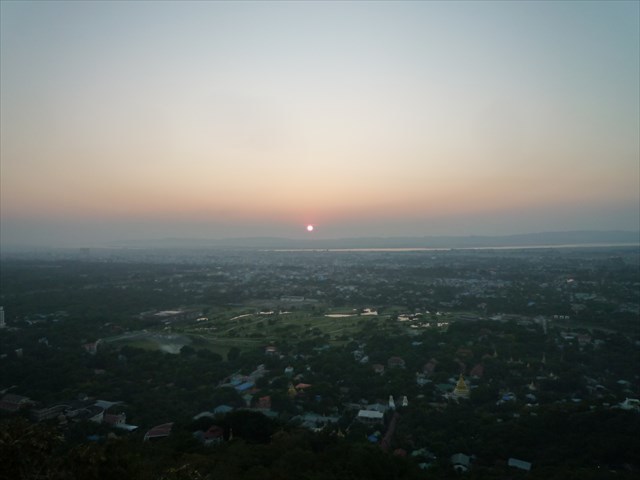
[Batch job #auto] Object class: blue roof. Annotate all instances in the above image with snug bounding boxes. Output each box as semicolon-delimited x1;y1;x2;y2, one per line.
235;381;254;392
213;405;234;414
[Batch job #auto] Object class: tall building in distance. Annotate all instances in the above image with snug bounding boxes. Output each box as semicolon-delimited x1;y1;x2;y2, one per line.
0;307;5;329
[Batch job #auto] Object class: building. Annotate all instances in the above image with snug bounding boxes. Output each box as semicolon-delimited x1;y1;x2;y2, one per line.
82;341;99;355
0;307;5;328
416;373;430;386
257;395;271;410
84;406;105;423
508;458;532;472
451;453;472;472
31;404;68;422
234;381;254;393
387;357;405;369
470;363;484;379
203;425;224;444
618;398;640;412
104;413;126;426
0;394;33;412
144;423;174;441
193;425;224;446
213;405;234;416
423;359;438;376
356;409;384;424
293;413;340;431
452;374;470;399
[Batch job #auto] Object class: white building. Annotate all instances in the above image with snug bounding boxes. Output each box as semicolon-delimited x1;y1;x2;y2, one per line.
0;307;5;329
357;409;384;424
508;458;532;472
618;398;640;412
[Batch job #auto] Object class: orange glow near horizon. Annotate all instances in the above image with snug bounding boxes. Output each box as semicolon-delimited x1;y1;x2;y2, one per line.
1;1;638;245
3;166;638;225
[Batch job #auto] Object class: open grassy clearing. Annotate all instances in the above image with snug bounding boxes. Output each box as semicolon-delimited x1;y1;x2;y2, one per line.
105;307;399;357
184;308;395;353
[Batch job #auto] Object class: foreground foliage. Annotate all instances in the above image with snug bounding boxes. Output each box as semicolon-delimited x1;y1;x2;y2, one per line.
2;409;639;480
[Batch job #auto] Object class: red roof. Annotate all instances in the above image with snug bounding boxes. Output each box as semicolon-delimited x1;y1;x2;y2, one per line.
423;361;437;374
0;394;31;412
258;396;271;409
470;364;484;378
393;448;407;457
104;413;125;425
144;423;173;440
388;357;405;367
204;425;224;440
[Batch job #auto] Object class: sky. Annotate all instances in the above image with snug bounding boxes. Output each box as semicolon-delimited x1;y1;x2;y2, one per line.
1;0;639;247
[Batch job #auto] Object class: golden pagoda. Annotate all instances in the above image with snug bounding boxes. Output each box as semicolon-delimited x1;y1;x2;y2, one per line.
452;374;470;399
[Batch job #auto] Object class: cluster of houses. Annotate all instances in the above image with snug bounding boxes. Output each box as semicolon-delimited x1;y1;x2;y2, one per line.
0;391;200;443
0;384;541;473
0;393;138;432
3;319;638;474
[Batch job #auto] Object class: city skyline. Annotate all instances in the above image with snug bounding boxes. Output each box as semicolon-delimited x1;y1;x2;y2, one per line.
1;1;639;247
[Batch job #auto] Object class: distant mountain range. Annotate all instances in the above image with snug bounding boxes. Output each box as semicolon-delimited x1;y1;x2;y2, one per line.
108;230;640;250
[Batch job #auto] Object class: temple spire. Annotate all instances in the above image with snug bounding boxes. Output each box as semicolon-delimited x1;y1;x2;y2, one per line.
452;374;470;399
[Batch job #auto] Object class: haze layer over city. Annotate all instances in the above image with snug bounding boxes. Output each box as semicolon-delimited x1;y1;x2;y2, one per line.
1;1;639;248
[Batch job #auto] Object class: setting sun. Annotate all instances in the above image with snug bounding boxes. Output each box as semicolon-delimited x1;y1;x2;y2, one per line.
0;1;637;247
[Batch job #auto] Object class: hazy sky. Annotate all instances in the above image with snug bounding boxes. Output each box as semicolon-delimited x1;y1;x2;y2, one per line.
1;1;639;246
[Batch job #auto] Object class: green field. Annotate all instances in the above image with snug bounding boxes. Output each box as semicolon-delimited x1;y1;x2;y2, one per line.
105;307;396;357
